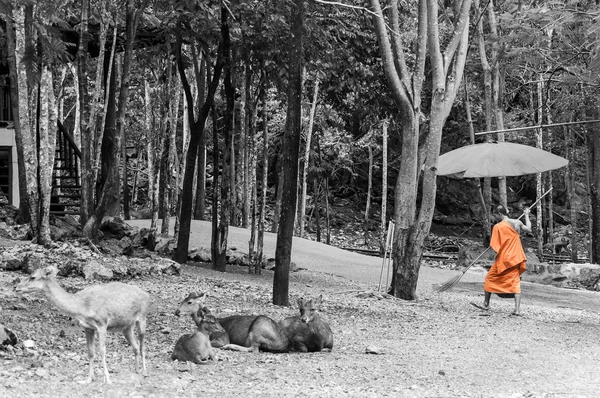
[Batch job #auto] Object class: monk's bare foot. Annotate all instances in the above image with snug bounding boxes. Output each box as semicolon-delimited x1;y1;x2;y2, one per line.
510;311;522;316
470;302;490;311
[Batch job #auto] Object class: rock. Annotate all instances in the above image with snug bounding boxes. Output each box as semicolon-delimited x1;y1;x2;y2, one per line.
49;225;70;242
100;216;133;239
151;258;181;276
154;236;173;254
82;260;114;281
0;324;18;347
22;253;46;274
22;339;35;349
365;346;384;355
189;247;211;263
0;252;23;271
129;208;152;219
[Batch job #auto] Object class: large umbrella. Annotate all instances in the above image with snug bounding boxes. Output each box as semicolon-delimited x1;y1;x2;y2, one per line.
437;141;568;178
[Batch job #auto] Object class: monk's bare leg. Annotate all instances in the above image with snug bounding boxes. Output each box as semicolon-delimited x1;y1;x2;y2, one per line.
513;293;521;315
483;291;491;309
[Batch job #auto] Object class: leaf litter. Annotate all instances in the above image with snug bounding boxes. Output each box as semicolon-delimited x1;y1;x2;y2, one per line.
2;261;600;397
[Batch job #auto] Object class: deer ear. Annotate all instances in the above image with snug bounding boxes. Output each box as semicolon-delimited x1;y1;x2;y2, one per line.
314;295;323;306
297;298;304;308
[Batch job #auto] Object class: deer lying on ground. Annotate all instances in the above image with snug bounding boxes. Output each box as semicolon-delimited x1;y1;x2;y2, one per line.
222;295;334;353
15;266;149;384
175;292;230;347
172;300;222;364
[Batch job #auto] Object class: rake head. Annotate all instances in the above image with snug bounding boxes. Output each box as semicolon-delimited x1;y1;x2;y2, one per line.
434;274;463;293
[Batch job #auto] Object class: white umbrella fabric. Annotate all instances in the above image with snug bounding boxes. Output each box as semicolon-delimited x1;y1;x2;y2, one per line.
437;141;568;178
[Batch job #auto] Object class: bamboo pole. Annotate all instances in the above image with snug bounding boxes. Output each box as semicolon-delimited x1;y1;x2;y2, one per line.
475;119;600;136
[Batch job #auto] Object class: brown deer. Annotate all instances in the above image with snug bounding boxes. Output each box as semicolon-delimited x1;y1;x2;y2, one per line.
174;292;229;347
279;295;333;352
15;266;149;384
172;301;223;364
222;295;334;353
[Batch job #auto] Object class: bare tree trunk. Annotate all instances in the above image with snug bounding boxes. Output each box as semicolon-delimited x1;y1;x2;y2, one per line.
37;67;55;245
173;30;225;264
214;8;233;272
474;0;494;244
145;77;161;249
193;51;207;220
3;6;30;222
14;5;39;236
380;119;388;252
536;77;544;258
273;0;304;306
487;0;507;207
298;79;319;238
565;123;578;262
255;67;269;275
364;143;373;244
463;77;489;245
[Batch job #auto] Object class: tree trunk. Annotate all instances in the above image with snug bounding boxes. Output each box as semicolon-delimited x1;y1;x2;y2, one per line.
487;0;507;207
37;66;56;245
273;0;304;306
3;6;30;222
14;5;39;237
372;0;471;299
77;0;93;225
381;119;388;253
174;28;225;264
364;143;373;244
298;79;319;238
84;2;140;238
565;123;578;262
193;50;207;220
463;78;489;244
255;67;269;275
214;7;233;273
536;78;544;258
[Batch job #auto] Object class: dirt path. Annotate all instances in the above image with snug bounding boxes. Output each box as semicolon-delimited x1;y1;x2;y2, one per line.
129;219;600;313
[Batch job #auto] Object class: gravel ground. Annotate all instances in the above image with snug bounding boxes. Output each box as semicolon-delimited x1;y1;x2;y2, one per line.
1;220;600;397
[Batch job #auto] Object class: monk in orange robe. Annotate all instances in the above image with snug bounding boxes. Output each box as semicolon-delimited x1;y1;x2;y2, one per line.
472;205;531;315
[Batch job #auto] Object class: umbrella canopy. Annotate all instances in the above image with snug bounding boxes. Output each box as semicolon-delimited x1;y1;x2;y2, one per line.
437;141;568;178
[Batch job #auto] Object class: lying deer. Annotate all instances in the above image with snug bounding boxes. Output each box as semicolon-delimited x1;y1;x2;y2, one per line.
222;295;334;353
15;266;149;384
175;292;230;347
172;301;222;364
279;295;334;352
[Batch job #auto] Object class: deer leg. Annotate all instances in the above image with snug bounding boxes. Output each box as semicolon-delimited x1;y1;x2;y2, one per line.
136;317;147;375
84;329;96;383
123;325;141;375
97;329;111;384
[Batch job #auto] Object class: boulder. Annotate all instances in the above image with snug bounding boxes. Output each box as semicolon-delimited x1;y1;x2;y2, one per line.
189;247;211;263
0;252;22;271
82;260;114;281
22;252;47;274
100;216;134;239
0;324;18;348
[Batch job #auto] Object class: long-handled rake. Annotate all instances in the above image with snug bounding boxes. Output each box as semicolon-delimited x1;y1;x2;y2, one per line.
435;188;553;293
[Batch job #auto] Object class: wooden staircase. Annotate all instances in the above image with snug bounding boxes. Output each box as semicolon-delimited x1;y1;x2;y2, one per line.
51;122;81;216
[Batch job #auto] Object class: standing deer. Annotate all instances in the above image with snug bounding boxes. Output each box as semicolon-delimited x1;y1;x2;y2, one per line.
15;266;149;384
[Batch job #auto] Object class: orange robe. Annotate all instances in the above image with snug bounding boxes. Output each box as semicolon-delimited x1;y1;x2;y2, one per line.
484;220;527;294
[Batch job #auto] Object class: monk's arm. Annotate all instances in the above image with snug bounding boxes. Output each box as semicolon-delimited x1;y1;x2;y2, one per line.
520;209;532;234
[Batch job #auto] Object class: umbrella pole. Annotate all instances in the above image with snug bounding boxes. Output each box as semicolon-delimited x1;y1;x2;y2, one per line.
435;188;553;293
